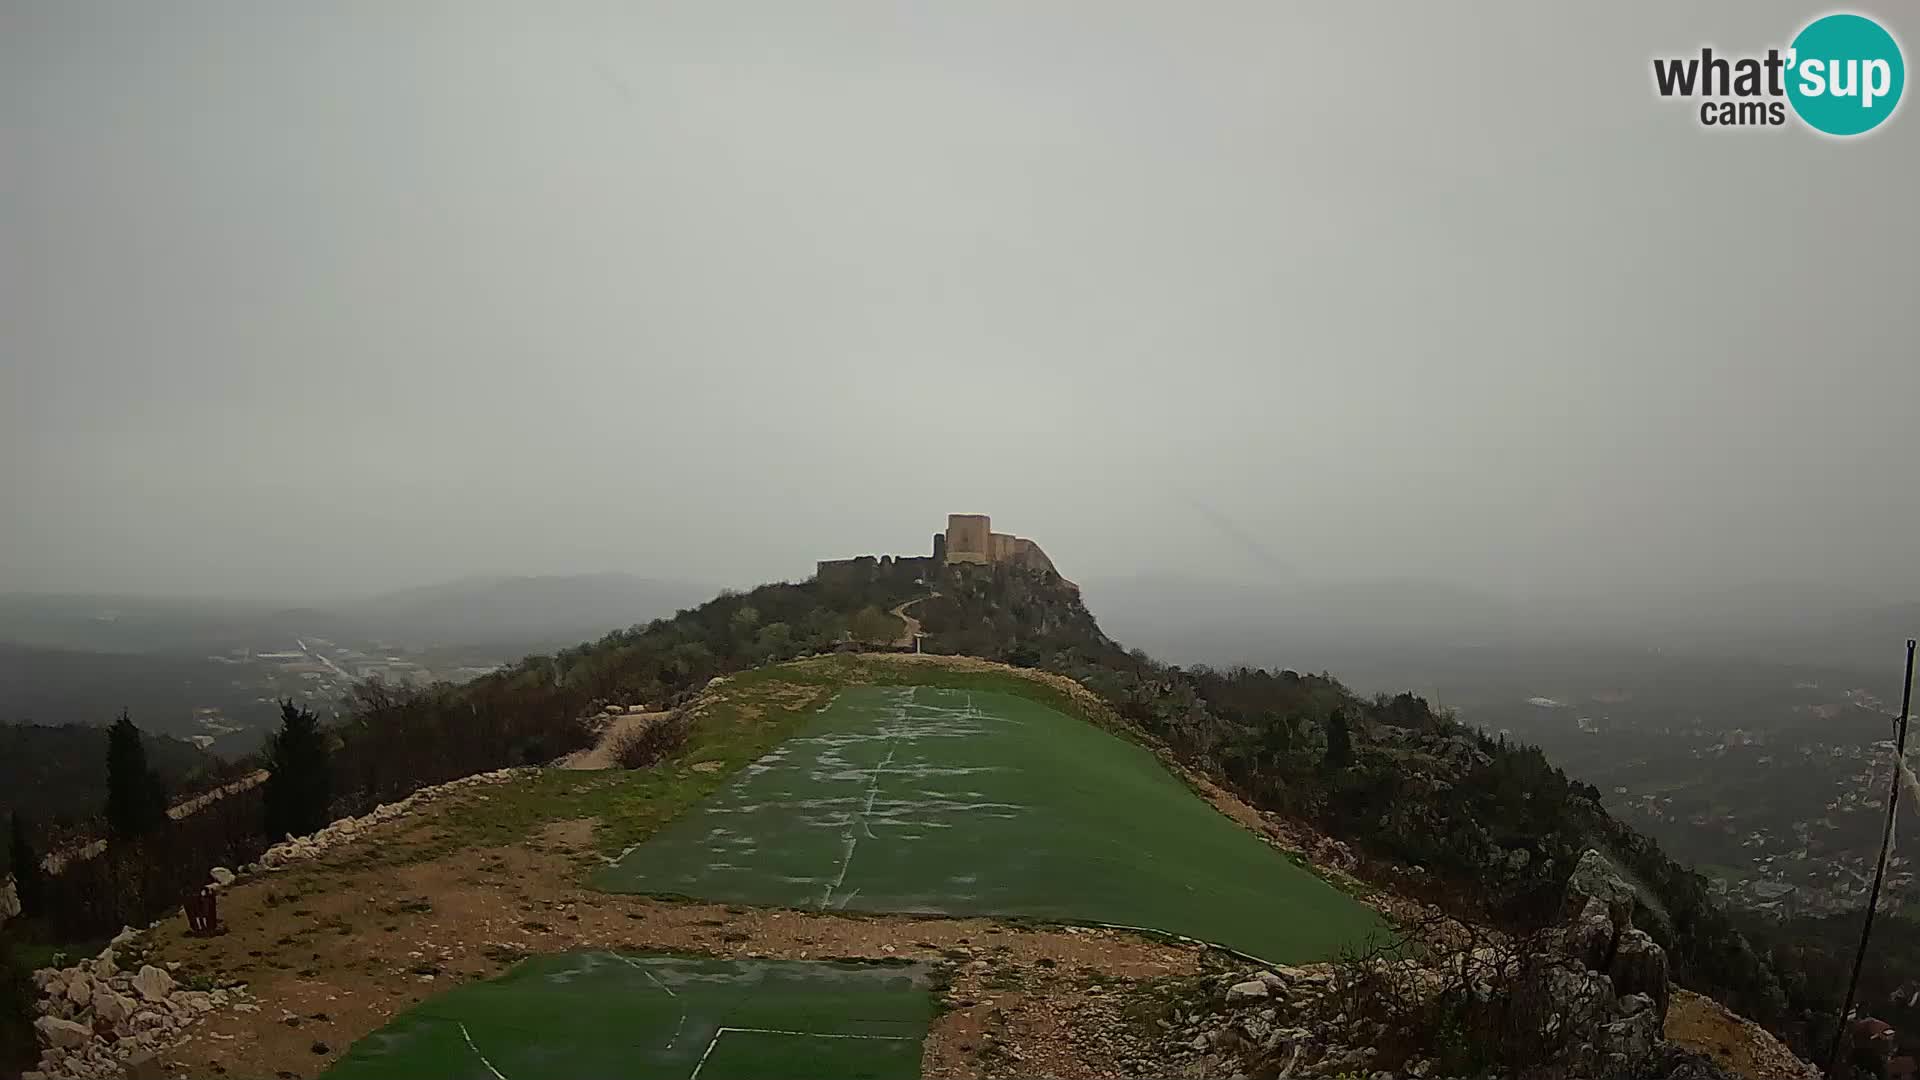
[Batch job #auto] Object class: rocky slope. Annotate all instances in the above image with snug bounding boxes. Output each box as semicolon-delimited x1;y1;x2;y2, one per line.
23;928;254;1080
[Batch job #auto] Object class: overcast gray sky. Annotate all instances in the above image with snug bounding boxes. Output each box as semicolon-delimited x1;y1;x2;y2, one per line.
4;2;1916;605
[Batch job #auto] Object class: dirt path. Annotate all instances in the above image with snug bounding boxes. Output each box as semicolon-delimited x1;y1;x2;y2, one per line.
888;592;937;647
147;802;1205;1079
554;711;667;770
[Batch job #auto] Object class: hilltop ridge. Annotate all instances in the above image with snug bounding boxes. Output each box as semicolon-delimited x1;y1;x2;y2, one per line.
10;649;1814;1079
1;528;1830;1078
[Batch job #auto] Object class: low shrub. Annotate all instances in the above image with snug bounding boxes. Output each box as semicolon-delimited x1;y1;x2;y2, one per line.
610;711;693;770
1325;915;1616;1078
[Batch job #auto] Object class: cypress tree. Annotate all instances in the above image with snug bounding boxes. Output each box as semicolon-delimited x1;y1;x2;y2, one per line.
105;710;166;839
1323;706;1354;771
263;700;332;841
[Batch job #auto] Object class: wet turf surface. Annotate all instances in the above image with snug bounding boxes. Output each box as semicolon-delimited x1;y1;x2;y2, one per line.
596;685;1386;963
321;953;933;1080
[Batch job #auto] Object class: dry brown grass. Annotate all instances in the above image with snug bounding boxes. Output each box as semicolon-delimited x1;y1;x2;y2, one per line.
142;788;1203;1079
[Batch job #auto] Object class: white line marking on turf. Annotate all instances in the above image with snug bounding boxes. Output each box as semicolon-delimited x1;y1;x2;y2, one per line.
819;742;895;909
611;954;687;1048
602;840;644;866
687;1027;910;1080
458;1022;510;1080
857;747;894;840
611;953;679;997
819;835;856;910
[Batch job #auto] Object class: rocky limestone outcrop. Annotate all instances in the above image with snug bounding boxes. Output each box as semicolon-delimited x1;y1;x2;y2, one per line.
24;928;254;1080
1143;957;1679;1080
1562;847;1669;1026
1566;848;1639;922
1529;846;1768;1077
1129;848;1778;1078
1611;927;1672;1021
1568;894;1618;972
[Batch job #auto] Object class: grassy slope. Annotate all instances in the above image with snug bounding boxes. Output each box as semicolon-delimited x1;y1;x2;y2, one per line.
416;655;1134;865
596;684;1387;962
308;654;1383;964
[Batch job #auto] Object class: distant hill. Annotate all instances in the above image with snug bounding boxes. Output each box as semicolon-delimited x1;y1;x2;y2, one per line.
328;573;716;652
0;574;717;659
0;593;281;655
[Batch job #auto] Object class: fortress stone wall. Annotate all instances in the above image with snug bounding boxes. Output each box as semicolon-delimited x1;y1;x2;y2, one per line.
815;514;1066;586
942;514;1059;575
815;553;935;587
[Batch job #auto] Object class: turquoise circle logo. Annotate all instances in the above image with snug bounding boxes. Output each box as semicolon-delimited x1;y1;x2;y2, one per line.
1787;13;1905;136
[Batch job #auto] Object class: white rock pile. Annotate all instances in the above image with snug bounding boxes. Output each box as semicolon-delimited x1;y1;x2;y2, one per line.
25;929;253;1080
249;766;532;874
1175;964;1342;1072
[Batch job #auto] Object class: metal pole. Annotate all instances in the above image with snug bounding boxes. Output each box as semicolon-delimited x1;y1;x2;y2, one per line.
1827;638;1918;1075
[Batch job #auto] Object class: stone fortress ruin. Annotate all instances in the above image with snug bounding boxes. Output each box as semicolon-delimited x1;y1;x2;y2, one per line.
815;513;1067;587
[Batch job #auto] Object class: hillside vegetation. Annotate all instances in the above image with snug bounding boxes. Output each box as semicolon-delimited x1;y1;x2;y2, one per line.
1;557;1834;1072
0;724;211;872
917;565;1790;1032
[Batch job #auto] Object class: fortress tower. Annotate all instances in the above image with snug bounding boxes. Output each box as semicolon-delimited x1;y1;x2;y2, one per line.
941;513;1064;580
944;514;994;565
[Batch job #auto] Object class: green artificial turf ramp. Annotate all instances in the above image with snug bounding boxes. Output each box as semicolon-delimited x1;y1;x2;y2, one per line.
321;953;933;1080
596;685;1386;962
